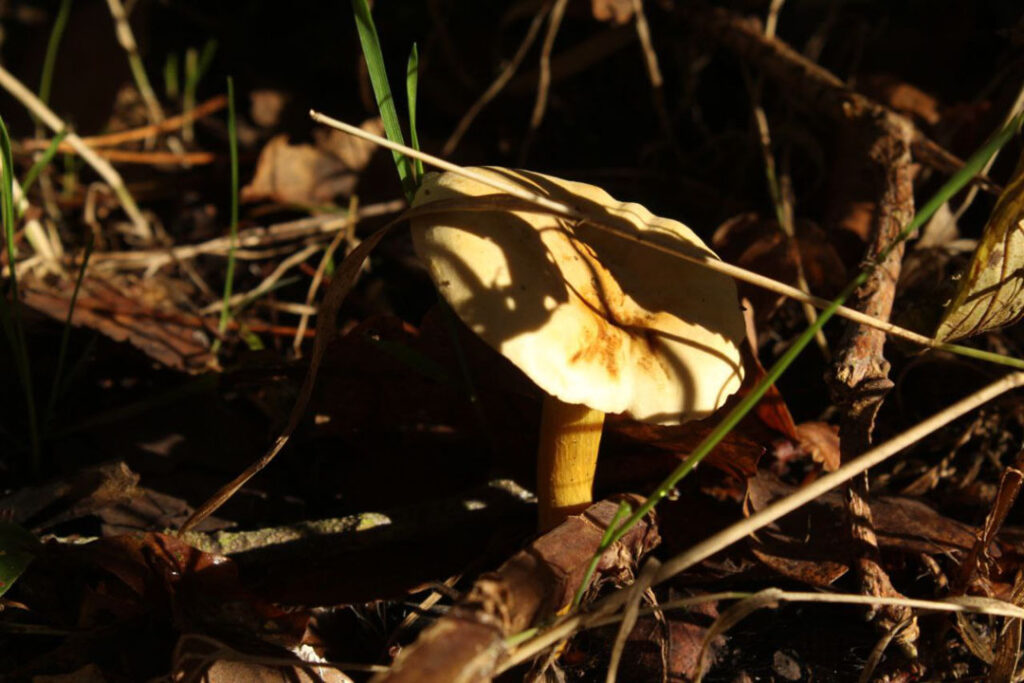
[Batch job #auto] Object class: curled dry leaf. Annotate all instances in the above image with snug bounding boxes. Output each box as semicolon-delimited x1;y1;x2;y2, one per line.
936;148;1024;341
794;421;841;472
242;119;382;206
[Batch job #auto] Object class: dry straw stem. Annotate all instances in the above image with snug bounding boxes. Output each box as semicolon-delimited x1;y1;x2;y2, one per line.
90;199;404;270
0;64;151;240
588;589;1024;629
308;110;1016;363
199;243;323;315
520;0;568;163
442;4;549;156
104;0;164;127
498;371;1024;672
293;196;360;356
23;95;227;153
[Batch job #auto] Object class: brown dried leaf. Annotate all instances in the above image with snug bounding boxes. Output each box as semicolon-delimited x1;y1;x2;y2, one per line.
314;117;383;169
22;274;213;371
937;148;1024;341
794;422;841;472
241;135;354;206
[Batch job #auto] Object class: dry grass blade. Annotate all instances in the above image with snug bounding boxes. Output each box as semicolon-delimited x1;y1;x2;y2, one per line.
178;224;393;533
606;557;660;683
858;616;917;683
442;3;550;156
695;588;782;682
519;0;568;163
0;64;150;239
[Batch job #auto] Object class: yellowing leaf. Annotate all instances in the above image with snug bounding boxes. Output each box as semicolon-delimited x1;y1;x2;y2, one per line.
936;149;1024;341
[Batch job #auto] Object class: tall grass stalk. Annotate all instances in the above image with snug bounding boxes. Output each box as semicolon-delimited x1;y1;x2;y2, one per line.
46;234;94;420
38;0;73;110
0;116;40;475
351;0;416;201
406;43;424;182
213;76;240;354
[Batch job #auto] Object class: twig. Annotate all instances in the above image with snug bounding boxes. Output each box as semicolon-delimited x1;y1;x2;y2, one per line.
90;199;404;269
104;0;164;127
688;5;1003;197
199;243;322;315
519;0;569;164
631;0;683;167
442;4;550;156
307;111;1024;371
0;64;151;240
21;95;227;152
497;372;1024;672
79;149;214;165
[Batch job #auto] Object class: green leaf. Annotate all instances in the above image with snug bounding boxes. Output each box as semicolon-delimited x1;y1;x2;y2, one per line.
406;43;424;181
937;146;1024;341
0;522;40;598
351;0;417;201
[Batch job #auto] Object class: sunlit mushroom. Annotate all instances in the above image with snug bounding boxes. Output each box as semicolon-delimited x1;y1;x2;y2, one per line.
411;167;746;529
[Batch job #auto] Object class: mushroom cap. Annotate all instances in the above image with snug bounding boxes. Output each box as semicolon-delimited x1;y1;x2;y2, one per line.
410;167;746;425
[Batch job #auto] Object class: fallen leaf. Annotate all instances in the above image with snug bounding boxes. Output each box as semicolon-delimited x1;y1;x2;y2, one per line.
936;148;1024;341
794;422;841;472
241;135;354;206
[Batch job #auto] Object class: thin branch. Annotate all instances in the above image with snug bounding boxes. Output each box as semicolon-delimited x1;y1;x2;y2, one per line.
22;95;227;152
519;0;569;164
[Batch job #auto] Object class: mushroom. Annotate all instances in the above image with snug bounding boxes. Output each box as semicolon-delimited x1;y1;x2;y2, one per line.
410;167;746;529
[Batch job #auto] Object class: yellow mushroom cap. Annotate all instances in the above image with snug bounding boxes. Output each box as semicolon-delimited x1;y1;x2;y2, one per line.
411;167;746;425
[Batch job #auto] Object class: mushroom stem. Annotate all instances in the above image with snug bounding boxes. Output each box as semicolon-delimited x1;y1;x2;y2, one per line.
536;395;606;530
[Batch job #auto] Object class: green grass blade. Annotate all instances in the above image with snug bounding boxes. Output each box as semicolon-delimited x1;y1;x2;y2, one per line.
0;115;40;476
38;0;73;108
164;52;180;100
214;76;240;354
46;233;94;419
569;110;1024;609
350;0;416;201
406;43;424;181
21;129;68;197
